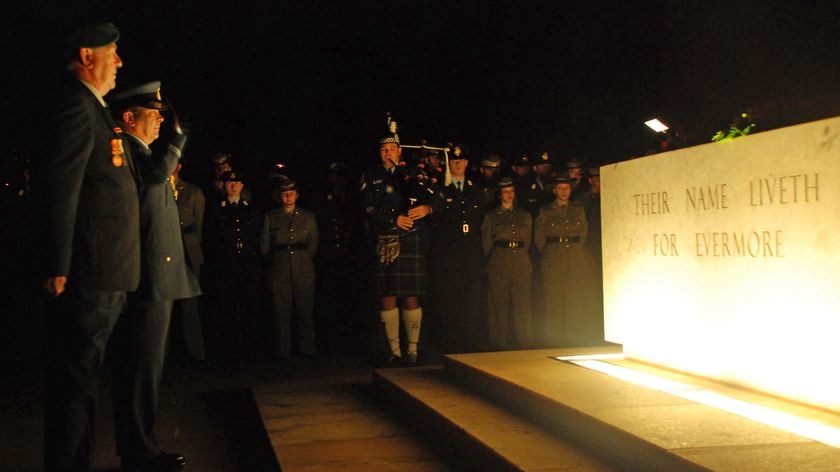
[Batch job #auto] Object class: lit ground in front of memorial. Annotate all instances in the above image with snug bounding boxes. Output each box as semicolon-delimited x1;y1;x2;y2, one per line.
417;347;840;471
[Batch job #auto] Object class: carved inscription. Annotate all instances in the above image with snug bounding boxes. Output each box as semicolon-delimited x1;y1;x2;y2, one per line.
642;172;820;258
634;191;669;215
686;184;727;211
749;173;819;206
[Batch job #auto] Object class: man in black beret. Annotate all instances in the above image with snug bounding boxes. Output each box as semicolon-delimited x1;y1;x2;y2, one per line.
108;81;193;472
32;22;138;472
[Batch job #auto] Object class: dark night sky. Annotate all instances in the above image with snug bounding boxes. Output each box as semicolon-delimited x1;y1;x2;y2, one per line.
6;0;840;182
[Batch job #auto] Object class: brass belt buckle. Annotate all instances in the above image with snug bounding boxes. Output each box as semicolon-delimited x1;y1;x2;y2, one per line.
508;241;517;248
462;223;470;233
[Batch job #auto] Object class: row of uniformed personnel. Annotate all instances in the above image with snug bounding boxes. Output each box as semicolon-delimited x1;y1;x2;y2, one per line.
357;129;605;362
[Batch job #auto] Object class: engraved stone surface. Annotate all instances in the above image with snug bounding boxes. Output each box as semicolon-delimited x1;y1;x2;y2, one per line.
601;117;840;412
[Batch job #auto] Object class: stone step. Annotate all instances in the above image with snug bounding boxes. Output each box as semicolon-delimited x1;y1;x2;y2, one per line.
374;364;620;472
440;348;840;472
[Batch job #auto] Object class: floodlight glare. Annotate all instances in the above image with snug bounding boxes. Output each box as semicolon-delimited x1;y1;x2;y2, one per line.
645;118;669;133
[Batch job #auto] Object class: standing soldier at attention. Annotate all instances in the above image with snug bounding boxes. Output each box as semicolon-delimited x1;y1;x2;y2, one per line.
259;176;318;359
32;22;140;472
107;81;194;472
534;176;589;347
172;160;207;362
361;123;441;365
481;177;533;351
203;170;263;360
428;146;487;353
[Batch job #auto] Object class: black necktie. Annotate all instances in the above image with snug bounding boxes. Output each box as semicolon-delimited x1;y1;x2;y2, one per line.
456;181;462;191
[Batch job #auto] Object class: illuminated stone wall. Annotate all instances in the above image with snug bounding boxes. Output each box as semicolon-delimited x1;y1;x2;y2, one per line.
601;117;840;412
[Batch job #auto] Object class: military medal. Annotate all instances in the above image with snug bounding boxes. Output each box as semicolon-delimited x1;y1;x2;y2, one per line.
111;138;125;166
111;127;125;167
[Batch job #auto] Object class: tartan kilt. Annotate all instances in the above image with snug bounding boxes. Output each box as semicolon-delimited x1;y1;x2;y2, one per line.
375;230;428;297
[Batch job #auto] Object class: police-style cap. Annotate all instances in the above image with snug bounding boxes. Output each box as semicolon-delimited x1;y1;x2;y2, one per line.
535;152;553;164
497;177;515;188
213;153;231;165
481;154;503;168
328;162;347;173
220;171;243;182
449;144;468;160
565;158;583;169
108;81;168;110
61;22;120;48
511;154;530;166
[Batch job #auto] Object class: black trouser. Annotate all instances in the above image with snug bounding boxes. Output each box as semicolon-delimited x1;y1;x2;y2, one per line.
111;297;174;463
45;287;126;472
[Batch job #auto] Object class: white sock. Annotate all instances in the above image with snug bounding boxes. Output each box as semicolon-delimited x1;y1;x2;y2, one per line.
380;308;401;356
401;307;422;356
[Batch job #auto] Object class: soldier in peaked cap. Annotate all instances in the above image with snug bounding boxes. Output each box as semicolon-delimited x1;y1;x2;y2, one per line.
478;153;504;211
427;146;487;353
203;170;264;360
481;177;534;350
510;153;532;183
32;21;139;472
360;127;443;365
107;81;193;471
518;151;555;219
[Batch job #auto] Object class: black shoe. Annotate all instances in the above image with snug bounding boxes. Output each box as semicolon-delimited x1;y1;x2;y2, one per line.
405;352;418;365
379;354;403;368
121;452;186;472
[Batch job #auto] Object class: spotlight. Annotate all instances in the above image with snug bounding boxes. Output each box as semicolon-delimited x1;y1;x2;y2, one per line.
645;118;669;133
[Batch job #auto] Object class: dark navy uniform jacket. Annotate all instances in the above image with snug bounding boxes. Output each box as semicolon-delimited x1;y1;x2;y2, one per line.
35;77;141;291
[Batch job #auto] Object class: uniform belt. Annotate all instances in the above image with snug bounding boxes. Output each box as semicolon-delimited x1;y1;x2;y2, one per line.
494;240;525;248
272;243;309;251
546;236;581;244
181;224;195;234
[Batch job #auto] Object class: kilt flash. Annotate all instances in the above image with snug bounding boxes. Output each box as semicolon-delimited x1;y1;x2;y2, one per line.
375;230;427;297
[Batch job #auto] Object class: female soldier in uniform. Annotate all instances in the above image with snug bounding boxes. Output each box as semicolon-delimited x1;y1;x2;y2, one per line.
481;177;533;350
534;176;590;347
259;176;319;359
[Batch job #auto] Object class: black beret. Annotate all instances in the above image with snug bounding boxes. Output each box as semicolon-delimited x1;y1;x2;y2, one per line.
62;22;120;48
108;81;168;111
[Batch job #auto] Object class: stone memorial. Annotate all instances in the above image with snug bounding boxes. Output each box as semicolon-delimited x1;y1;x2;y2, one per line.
601;116;839;412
